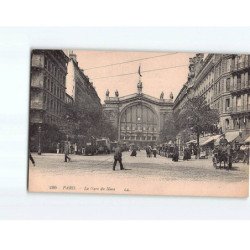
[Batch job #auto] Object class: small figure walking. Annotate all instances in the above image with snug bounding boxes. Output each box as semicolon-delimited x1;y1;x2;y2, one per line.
172;144;179;162
183;145;189;161
113;145;124;170
64;141;71;162
152;146;157;158
74;143;78;155
130;147;137;157
146;145;152;158
56;142;60;154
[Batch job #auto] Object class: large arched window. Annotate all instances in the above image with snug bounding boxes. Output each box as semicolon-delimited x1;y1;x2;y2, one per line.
120;104;158;141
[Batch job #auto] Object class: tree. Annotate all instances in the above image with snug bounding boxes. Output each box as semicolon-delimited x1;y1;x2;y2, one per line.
64;101;117;144
159;112;178;143
176;95;219;158
29;123;65;152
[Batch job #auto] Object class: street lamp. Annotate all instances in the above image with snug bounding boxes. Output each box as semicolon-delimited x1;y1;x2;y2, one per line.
38;125;42;155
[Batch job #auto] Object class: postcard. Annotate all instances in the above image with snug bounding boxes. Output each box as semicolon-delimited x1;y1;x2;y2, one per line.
28;50;249;197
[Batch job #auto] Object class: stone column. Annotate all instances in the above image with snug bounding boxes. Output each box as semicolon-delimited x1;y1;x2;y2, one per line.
245;72;248;88
244;93;248;111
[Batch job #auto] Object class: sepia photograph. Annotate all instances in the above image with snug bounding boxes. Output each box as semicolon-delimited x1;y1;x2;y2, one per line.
28;50;249;197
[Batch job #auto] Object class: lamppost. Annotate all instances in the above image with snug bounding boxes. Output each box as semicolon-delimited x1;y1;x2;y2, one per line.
38;125;42;155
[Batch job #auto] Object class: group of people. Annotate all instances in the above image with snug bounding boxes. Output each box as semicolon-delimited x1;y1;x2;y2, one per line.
57;142;78;155
212;133;250;168
30;134;249;171
145;145;157;158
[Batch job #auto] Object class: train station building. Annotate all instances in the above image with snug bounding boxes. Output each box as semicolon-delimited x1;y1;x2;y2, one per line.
103;80;174;146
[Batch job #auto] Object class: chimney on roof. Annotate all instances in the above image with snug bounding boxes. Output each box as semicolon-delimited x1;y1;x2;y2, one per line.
69;51;77;63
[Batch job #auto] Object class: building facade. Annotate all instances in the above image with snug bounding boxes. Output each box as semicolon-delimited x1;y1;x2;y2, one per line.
174;53;250;142
103;80;174;146
30;49;69;126
65;51;102;113
29;49;69;151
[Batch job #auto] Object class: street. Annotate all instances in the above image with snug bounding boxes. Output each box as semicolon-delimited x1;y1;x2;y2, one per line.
28;150;249;197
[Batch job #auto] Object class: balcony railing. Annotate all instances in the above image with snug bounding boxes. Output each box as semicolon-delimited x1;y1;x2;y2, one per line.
230;80;250;94
231;61;249;71
231;106;250;114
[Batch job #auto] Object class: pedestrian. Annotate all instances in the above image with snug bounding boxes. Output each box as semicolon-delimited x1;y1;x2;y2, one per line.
242;145;249;164
82;146;85;155
227;143;233;170
70;143;74;154
29;151;35;166
146;145;149;157
183;145;189;161
193;146;198;159
152;146;157;158
74;143;78;155
56;142;60;154
113;144;124;171
64;141;71;162
172;144;179;162
130;147;137;157
148;146;152;157
219;134;228;147
187;146;191;159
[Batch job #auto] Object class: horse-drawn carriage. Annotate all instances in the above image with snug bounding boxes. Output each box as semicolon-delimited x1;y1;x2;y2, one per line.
212;145;232;170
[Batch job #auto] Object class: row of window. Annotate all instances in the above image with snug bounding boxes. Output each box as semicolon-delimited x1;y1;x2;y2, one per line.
214;94;250;114
44;56;66;84
121;136;157;141
214;55;250;80
121;125;157;131
195;56;250;98
44;76;65;100
214;73;250;96
44;114;61;126
196;71;214;96
232;55;249;70
224;117;250;130
43;93;64;115
214;58;231;80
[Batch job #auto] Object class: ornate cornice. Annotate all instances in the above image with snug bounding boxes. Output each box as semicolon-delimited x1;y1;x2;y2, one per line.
104;93;173;107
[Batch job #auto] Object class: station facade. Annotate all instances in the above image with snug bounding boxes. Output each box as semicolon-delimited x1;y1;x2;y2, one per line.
103;80;173;146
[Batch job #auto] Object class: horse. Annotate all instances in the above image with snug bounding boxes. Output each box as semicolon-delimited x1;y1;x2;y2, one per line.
218;149;229;169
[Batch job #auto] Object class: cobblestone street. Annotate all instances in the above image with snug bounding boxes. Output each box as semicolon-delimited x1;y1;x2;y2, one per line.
28;150;249;197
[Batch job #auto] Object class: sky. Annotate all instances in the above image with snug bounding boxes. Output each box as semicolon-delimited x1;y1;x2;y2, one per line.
74;50;196;103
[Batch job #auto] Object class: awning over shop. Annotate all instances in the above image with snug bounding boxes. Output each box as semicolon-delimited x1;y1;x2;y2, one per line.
199;136;210;145
186;139;197;144
214;131;239;145
225;131;240;142
200;135;221;146
245;136;250;143
234;133;250;144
